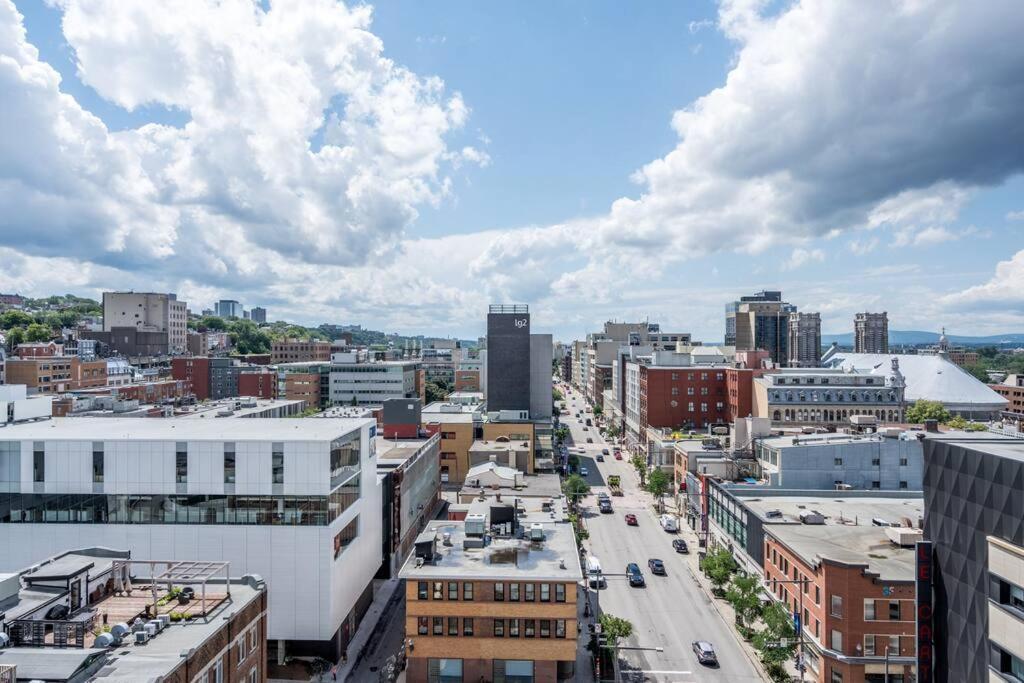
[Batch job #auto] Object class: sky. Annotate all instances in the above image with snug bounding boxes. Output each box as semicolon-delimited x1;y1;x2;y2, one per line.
1;0;1023;343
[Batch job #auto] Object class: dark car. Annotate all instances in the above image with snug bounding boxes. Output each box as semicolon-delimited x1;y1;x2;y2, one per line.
626;563;645;587
672;539;689;554
692;640;718;666
599;499;613;513
647;558;666;575
586;437;594;443
601;448;610;455
596;453;604;462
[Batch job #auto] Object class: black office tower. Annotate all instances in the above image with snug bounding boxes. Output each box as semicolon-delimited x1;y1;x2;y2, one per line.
486;304;531;412
922;434;1024;683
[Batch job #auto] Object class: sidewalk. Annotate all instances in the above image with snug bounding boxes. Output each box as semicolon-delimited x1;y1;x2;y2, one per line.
333;577;404;682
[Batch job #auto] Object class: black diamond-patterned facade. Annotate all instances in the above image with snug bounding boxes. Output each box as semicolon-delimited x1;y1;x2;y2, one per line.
923;438;1024;683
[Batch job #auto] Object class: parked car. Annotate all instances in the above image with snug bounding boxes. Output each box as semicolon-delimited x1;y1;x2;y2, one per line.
580;466;589;476
692;641;718;666
586;556;605;588
647;558;666;575
659;514;679;533
626;563;645;587
624;513;638;526
586;437;594;443
582;426;589;431
672;539;689;554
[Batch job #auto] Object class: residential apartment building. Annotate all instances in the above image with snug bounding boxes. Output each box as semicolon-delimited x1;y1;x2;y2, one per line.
0;417;381;661
726;290;796;367
172;357;275;401
249;306;267;324
400;501;581;682
991;374;1024;420
753;363;906;426
102;291;188;354
923;433;1024;682
271;338;331;364
0;547;268;683
5;356;80;394
855;312;888;354
787;311;821;368
13;341;63;358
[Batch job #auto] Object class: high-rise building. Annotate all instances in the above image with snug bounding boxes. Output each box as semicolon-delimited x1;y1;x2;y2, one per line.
486;304;532;414
787;311;821;367
922;433;1024;683
249;306;267;324
215;299;244;318
854;312;888;353
726;290;795;366
102;291;188;354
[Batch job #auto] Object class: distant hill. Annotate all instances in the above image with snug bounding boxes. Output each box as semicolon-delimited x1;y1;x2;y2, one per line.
822;330;1024;347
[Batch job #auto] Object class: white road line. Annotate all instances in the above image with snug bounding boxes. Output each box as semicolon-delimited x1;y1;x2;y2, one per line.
636;670;692;674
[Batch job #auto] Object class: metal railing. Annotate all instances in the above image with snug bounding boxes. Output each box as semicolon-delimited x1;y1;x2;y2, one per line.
488;304;529;314
0;664;16;683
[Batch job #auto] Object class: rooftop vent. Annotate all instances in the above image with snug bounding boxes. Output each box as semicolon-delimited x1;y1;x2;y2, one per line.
465;514;487;538
798;510;825;525
529;523;545;542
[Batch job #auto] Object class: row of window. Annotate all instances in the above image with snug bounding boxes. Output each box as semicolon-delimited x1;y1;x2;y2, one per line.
668;372;724;381
416;617;567;639
416;581;567;603
771;390;899;403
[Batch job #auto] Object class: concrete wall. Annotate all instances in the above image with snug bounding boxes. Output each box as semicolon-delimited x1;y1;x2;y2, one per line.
760;436;923;491
530;334;553;419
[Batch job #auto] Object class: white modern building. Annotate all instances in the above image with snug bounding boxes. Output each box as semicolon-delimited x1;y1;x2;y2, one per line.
0;417;381;662
102;291;188;354
328;357;421;406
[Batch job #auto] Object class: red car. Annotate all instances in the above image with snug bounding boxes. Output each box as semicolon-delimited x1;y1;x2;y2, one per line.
614;452;623;460
624;513;638;526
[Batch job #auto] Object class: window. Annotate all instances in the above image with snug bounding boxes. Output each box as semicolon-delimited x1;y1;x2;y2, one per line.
899;458;908;466
249;668;257;683
540;583;550;602
433;617;443;635
831;669;843;683
872;481;881;489
509;583;520;601
555;619;566;638
431;659;463;683
871;458;880;466
509;618;520;637
448;617;458;636
830;594;843;618
864;634;876;656
524;619;535;637
899;481;908;489
494;582;504;601
462;618;473;636
864;599;875;620
212;658;223;683
700;387;708;396
237;638;245;665
555;584;566;602
524;583;535;601
272;443;284;484
688;402;695;412
539;619;550;637
833;458;843;466
888;635;900;654
494;619;505;637
463;582;473;601
417;617;428;635
224;443;236;484
333;516;358;559
175;442;188;483
888;600;901;620
993;575;1024;614
92;443;104;483
433;582;443;600
33;442;45;483
831;629;843;653
448;582;458;600
671;387;679;396
700;402;708;412
687;387;695;396
418;582;428;600
249;628;256;653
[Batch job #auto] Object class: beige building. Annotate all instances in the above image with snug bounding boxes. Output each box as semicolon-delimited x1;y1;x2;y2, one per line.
753;366;905;426
102;291;188;354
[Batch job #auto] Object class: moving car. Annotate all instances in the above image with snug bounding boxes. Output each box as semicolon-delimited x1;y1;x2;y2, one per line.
625;563;645;587
601;448;610;455
595;453;604;462
586;437;594;443
659;514;679;533
672;538;689;554
647;558;666;575
692;641;718;666
598;498;613;514
624;513;638;526
586;556;605;588
580;466;589;476
614;452;623;460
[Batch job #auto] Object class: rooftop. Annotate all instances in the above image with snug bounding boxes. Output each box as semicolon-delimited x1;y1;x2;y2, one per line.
742;495;924;581
0;416;370;441
469;439;531;452
376;434;438;464
460;470;563;499
925;430;1024;464
179;398;306;418
399;515;581;582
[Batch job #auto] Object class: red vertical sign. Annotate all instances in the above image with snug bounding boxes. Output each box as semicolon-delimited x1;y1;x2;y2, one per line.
916;540;933;683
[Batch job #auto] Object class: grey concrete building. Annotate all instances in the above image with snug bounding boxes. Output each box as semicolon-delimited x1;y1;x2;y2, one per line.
249;306;267;324
855;312;888;354
85;327;170;357
530;332;553;419
787;311;821;368
755;431;924;491
486;304;532;414
923;432;1024;683
101;291;187;354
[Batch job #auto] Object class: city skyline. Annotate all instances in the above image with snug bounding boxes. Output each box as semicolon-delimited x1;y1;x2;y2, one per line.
2;0;1024;342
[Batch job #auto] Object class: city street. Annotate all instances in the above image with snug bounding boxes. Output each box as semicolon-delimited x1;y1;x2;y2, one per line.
558;384;763;683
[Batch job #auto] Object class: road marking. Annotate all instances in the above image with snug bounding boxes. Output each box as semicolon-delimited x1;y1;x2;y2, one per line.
634;671;692;675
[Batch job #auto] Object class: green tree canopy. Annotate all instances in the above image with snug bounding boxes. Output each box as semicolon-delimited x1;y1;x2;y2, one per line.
598;613;633;647
198;316;228;332
0;310;33;329
228;320;272;354
424;381;448;404
562;474;591;505
703;546;737;592
6;326;26;349
592;403;603;416
645;468;671;500
629;454;647;486
726;573;763;630
752;601;798;668
24;323;52;342
905;399;951;424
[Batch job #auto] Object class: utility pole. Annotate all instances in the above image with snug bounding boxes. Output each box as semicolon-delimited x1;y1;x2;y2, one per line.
884;643;890;682
768;576;810;682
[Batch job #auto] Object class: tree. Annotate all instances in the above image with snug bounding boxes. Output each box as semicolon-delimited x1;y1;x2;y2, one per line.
905;399;950;424
425;381;448;404
198;316;227;332
552;388;564;402
598;613;633;647
568;513;589;543
228;320;272;354
562;474;591;508
605;424;620;439
629;454;647;487
963;363;990;383
6;326;25;349
645;468;671;511
24;323;52;342
0;310;33;329
947;415;968;430
703;546;736;595
592;403;603;416
726;573;763;633
752;601;797;676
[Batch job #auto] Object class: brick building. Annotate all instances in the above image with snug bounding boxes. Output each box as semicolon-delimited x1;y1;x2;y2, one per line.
400;501;580;682
172;356;211;399
990;374;1024;420
238;370;276;399
281;371;323;407
5;356;81;394
14;341;63;358
454;369;481;392
270;338;331;363
638;365;729;433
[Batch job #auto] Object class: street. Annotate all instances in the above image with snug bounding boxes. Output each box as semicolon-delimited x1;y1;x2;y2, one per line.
558;384;763;683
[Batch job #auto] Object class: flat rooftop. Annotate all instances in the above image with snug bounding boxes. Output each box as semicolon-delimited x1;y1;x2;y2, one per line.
399;515;581;582
179;398;306;418
376;435;436;463
759;432;916;449
460;472;563;499
925;431;1024;464
742;495;923;581
0;416;371;441
469;439;530;451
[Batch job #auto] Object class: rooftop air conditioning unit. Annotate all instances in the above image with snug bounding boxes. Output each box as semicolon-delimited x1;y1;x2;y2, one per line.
529;523;545;542
798;510;825;525
465;514;487;537
134;630;150;645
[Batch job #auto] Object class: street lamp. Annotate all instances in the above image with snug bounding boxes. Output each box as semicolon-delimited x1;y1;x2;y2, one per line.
766;576;811;683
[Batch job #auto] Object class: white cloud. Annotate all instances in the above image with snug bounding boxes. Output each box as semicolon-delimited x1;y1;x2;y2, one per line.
942;249;1024;313
1007;210;1024;221
782;247;824;271
848;237;879;255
